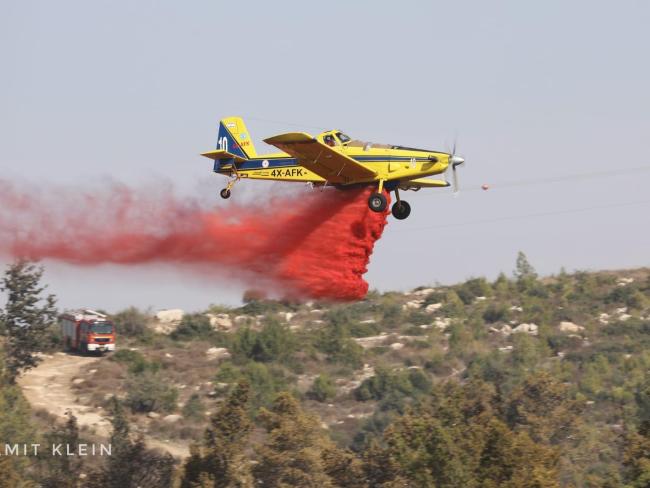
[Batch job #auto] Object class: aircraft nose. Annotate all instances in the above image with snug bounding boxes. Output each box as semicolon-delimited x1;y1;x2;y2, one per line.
450;155;465;166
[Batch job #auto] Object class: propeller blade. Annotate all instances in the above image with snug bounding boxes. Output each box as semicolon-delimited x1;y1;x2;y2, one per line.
452;165;460;195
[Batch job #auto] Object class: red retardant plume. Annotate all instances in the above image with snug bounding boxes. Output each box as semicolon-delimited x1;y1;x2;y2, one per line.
0;181;389;301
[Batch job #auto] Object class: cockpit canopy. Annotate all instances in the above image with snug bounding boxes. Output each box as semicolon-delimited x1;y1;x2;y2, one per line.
322;131;353;147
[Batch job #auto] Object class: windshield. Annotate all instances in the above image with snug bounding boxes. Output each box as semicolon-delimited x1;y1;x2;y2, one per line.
91;323;113;334
336;132;351;143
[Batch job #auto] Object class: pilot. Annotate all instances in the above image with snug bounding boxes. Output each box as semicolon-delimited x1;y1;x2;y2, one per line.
324;135;336;147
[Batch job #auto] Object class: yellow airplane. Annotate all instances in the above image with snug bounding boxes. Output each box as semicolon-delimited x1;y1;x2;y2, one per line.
201;116;465;220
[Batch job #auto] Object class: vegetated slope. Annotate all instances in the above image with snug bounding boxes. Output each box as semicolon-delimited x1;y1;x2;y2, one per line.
18;352;189;459
50;263;650;486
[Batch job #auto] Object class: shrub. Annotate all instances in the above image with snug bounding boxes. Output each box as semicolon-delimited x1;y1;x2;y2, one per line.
482;304;509;323
125;372;178;413
308;374;336;402
315;323;363;368
354;367;431;409
182;393;205;420
110;349;160;374
170;313;213;341
250;319;295;362
230;320;296;363
111;307;150;337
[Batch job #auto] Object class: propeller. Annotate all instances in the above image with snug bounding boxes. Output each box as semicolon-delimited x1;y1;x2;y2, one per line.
447;140;465;195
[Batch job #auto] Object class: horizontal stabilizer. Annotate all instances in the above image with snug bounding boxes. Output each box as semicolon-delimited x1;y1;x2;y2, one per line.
200;149;247;163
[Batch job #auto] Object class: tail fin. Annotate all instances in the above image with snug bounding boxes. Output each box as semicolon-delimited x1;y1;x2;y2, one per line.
216;116;257;159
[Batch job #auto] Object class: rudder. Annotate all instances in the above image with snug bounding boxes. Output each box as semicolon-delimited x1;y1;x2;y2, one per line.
216;117;257;159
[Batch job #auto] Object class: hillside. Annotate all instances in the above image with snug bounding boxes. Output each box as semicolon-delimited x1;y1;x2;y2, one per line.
3;257;650;486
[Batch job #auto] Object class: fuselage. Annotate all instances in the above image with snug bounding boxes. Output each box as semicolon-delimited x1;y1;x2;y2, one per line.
214;129;451;187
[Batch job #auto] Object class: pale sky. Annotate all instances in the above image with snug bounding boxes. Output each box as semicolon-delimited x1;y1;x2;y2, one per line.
1;0;649;312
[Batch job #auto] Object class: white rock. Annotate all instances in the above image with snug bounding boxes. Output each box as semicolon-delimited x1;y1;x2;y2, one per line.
206;347;231;360
425;303;443;313
234;315;249;323
147;411;160;419
310;309;323;315
498;345;513;352
434;317;451;330
475;296;487;301
617;277;634;286
403;300;424;310
88;369;97;374
389;342;405;350
72;378;85;385
164;353;174;358
419;324;433;329
360;319;376;324
207;313;232;330
413;288;435;297
354;335;389;349
512;323;538;335
156;309;184;324
282;312;295;322
509;305;523;312
619;314;632;321
615;307;628;315
599;313;610;324
162;414;182;423
558;321;584;333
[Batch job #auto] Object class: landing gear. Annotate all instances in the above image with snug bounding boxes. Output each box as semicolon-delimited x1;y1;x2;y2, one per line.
368;193;387;212
220;174;239;200
391;200;411;220
391;187;411;220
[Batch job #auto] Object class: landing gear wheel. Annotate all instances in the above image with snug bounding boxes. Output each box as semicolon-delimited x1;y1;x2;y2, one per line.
391;200;411;220
368;193;387;212
220;188;231;199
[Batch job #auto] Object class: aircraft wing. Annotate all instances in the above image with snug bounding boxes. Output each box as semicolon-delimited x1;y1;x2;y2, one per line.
400;177;450;189
263;132;376;183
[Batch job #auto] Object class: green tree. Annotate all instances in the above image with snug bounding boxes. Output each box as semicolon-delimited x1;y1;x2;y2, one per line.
0;260;57;382
0;347;33;486
506;371;583;445
514;251;537;281
623;379;650;487
254;392;350;487
90;398;175;488
37;413;84;488
181;382;253;488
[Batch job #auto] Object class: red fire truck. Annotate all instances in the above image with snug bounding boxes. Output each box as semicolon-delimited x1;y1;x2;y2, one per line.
60;309;116;354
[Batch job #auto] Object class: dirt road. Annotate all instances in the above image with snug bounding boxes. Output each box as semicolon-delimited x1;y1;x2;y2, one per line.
18;352;189;459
